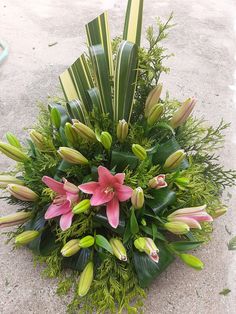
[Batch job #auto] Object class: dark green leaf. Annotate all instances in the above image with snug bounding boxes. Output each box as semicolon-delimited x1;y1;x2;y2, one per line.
130;208;139;235
48;103;71;127
62;248;91;272
168;241;204;252
95;235;113;254
133;243;174;288
146;187;176;214
93;209;125;234
140;225;166;241
111;150;139;172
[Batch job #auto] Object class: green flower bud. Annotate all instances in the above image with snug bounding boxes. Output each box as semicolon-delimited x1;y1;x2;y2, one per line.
0;175;24;188
132;144;147;161
131;187;144;209
212;207;227;218
141;218;147;226
164;221;190;235
78;262;94;297
0;141;29;162
58;147;88;165
15;230;40;245
73;122;96;142
179;253;204;270
100;131;112;150
6;132;21;148
163;150;186;170
64;123;78;145
117;119;129;143
147;104;164;126
50;107;61;129
7;184;38;201
134;237;146;251
170;98;196;129
144;84;163;117
73;199;91;214
30;130;48;151
134;237;159;263
61;239;80;257
110;238;127;261
0;211;31;228
79;235;94;248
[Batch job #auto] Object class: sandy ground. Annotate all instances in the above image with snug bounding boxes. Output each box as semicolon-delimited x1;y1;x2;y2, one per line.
1;0;236;313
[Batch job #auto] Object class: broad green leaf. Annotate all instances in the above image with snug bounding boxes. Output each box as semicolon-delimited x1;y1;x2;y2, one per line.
133;243;174;288
86;12;113;77
66;99;87;124
89;44;113;118
123;0;144;46
140;225;166;241
123;223;132;243
95;235;113;254
168;241;204;252
111;150;139;171
114;40;138;122
48;103;71;127
151;137;189;170
87;87;103;114
130;208;139;234
62;248;91;271
93;209;125;234
59;54;94;112
146;187;176;214
228;235;236;250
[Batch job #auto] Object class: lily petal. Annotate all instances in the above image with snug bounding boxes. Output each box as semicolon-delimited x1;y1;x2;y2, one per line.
98;166;114;186
172;216;202;229
168;205;207;218
115;184;133;202
42;176;66;195
114;173;125;185
63;178;79;194
60;212;74;231
79;181;99;194
90;187;114;206
44;200;71;219
106;197;120;228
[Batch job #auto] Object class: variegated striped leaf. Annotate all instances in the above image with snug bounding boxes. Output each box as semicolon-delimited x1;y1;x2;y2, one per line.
66;99;88;124
123;0;144;46
114;40;138;122
89;44;113;119
87;87;103;114
86;12;114;77
59;54;94;112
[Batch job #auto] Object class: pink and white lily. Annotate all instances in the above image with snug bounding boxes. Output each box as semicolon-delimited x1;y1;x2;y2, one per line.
167;204;213;229
78;166;133;229
42;176;79;231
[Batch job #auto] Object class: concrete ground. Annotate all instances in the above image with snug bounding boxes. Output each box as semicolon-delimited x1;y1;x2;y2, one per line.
0;0;236;313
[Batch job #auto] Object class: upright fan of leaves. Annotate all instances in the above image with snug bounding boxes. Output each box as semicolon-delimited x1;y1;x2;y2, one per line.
114;40;138;122
123;0;144;46
86;12;114;77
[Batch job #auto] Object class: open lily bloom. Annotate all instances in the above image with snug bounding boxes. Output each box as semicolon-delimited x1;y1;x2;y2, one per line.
79;166;133;228
167;204;213;229
42;176;79;231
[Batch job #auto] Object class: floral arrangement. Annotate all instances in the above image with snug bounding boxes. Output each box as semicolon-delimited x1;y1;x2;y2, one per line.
0;1;235;313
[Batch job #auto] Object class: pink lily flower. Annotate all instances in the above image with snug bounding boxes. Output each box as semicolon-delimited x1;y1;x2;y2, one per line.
148;174;167;190
167;204;213;229
78;166;133;229
42;176;79;231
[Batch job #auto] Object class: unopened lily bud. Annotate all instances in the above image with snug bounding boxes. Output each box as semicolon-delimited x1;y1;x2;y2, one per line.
64;123;78;145
0;211;31;228
132;144;147;161
164;221;190;235
117;119;129;143
58;147;88;165
79;235;94;248
73;199;90;214
61;239;80;257
163;150;186;170
78;262;94;297
212;207;227;218
50;107;61;129
144;84;163;117
170;98;196;129
30;130;48;151
147;104;164;126
110;238;127;261
0;141;29;162
180;253;204;270
141;218;147;226
134;237;159;263
6;132;21;149
131;187;144;209
0;175;24;188
15;230;40;245
62;178;79;194
149;174;167;190
7;184;38;202
100;131;112;150
73;122;96;142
